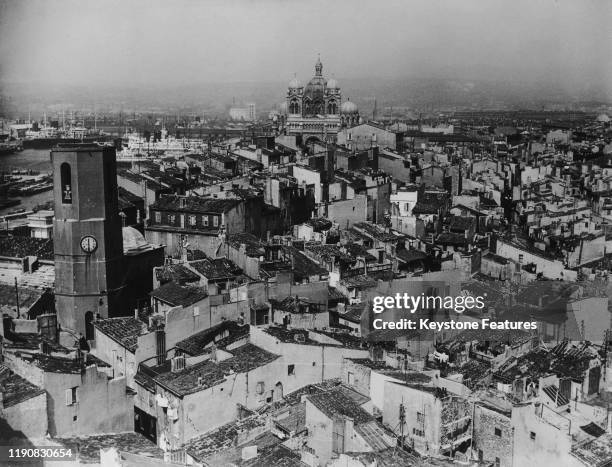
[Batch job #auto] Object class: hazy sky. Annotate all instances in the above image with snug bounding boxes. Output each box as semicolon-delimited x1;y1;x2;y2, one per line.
0;0;610;92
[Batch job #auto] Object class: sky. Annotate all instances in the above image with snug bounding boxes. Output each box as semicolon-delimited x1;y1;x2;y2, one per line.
0;0;610;94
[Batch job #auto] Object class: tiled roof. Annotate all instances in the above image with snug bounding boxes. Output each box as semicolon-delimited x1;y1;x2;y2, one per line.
155;343;279;396
226;233;266;257
94;317;148;353
396;248;428;263
436;232;468;245
343;243;377;262
190;257;241;280
184;413;267;462
571;433;612;467
175;321;249;356
307;388;373;425
0;283;43;309
306;217;333;232
354;420;394;451
270;296;323;314
339;274;379;290
263;327;321;346
155;264;201;285
339;303;365;323
328;286;345;301
151;195;240;213
343;448;418;466
353;222;403;243
149;282;208;307
281;245;329;279
0;364;45;407
244;444;307;467
314;330;365;349
29;353;110;374
54;432;163;464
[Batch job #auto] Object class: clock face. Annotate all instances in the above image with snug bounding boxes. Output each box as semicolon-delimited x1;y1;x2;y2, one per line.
80;235;98;253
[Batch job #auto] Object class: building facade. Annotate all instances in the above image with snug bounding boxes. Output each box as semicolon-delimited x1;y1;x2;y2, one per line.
282;57;359;143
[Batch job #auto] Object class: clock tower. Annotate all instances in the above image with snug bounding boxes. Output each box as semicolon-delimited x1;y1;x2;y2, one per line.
52;144;125;336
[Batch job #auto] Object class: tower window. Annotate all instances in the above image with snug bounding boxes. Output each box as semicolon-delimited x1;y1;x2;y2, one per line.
60;163;72;204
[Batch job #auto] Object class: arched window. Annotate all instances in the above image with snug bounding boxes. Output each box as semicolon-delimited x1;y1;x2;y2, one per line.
274;382;283;401
60;162;72;204
290;100;299;114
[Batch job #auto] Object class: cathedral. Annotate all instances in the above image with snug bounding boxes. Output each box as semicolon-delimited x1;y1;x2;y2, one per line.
280;57;360;143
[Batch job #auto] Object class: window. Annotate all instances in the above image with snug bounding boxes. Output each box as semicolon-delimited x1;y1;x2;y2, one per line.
189;215;197;226
256;382;265;395
60;163;72;204
495;457;500;467
288;364;295;376
347;372;355;385
168;214;176;224
494;427;502;437
413;427;424;437
213;216;219;227
332;420;345;454
65;386;78;405
416;412;424;423
203;216;209;227
155;211;161;223
530;431;536;441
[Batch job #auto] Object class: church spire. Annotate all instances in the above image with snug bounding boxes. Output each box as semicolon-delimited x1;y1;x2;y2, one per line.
315;54;322;76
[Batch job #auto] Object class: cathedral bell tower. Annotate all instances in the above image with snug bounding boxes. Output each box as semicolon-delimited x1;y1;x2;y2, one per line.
51;144;125;337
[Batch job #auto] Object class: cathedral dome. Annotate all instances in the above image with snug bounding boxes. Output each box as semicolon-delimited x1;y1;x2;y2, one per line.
597;113;610;123
326;78;339;90
122;226;149;253
288;77;302;89
341;100;358;114
303;76;326;101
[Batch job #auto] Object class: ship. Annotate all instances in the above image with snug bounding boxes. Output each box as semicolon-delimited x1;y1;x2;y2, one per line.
22;116;114;149
22;126;114;149
118;126;206;159
0;140;23;155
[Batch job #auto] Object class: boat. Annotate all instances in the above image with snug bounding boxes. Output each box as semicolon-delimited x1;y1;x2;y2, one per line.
0;140;23;155
22;123;113;149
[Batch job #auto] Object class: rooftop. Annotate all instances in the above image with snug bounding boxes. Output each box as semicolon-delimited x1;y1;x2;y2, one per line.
571;433;612;467
54;432;163;464
184;413;268;462
93;317;148;353
151;195;240;214
149;282;208;307
227;233;266;257
307;388;373;425
190;256;242;280
175;320;249;356
0;364;45;407
154;263;201;285
155;343;279;396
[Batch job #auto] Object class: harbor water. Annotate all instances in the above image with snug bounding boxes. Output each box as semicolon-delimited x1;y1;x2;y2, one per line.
0;149;54;216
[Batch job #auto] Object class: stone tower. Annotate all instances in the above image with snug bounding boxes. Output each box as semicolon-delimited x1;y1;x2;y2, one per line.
51;144;125;337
